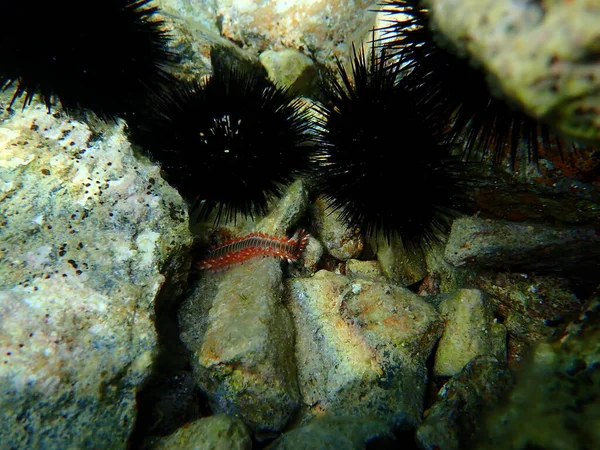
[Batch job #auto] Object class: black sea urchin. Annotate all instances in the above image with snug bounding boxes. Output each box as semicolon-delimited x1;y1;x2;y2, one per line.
127;67;316;223
313;46;470;247
377;0;566;167
0;0;173;119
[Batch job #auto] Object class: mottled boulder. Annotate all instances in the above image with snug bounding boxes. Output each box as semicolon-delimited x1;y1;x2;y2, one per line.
178;182;309;433
0;98;192;449
287;270;443;429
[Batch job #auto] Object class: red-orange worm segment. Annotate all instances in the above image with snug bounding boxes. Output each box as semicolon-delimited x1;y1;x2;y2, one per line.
196;229;309;271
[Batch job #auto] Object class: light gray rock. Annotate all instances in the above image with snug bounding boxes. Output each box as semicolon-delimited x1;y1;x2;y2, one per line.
287;270;443;429
444;216;600;273
0;97;192;449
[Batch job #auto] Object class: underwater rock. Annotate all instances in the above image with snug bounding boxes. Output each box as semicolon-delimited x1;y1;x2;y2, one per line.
416;356;514;450
371;234;428;286
310;195;365;262
0;95;192;448
444;216;600;273
178;183;310;433
345;259;385;281
270;415;393;450
474;272;582;368
259;49;318;96
425;0;600;142
286;270;443;429
151;414;252;450
476;297;600;450
433;289;507;377
211;0;377;66
179;257;300;433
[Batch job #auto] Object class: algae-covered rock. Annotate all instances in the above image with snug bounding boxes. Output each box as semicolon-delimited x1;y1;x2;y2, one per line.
477;299;600;450
270;416;393;450
151;414;252;450
179;182;309;433
259;49;318;96
310;195;365;262
434;289;507;377
444;216;600;273
179;258;300;433
417;356;514;450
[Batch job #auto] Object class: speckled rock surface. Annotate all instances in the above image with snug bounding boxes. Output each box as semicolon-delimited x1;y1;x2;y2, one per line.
345;259;384;281
417;356;514;450
310;195;365;261
270;416;393;450
0;97;192;449
213;0;378;66
150;414;252;450
474;272;581;367
178;183;310;433
286;270;443;429
433;289;507;377
425;0;600;142
444;216;600;273
179;258;300;433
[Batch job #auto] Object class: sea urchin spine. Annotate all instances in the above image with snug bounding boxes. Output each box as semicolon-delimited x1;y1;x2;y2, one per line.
127;66;317;224
0;0;174;119
313;44;471;247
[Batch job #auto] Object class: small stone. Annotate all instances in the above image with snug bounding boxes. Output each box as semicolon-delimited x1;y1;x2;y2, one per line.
151;414;252;450
434;289;507;377
259;49;317;96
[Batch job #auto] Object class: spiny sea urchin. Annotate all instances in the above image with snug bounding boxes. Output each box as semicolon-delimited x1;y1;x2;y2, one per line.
0;0;174;119
127;66;316;224
376;0;567;167
313;45;471;247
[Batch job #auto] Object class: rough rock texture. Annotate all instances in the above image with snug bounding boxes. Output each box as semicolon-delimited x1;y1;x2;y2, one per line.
213;0;378;66
425;0;600;142
478;298;600;450
474;272;581;367
433;289;506;377
178;181;310;433
270;416;393;450
287;270;443;429
0;98;192;449
345;259;385;281
371;234;428;286
151;414;252;450
310;195;365;262
179;258;300;433
259;49;318;96
444;216;600;273
417;356;514;450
